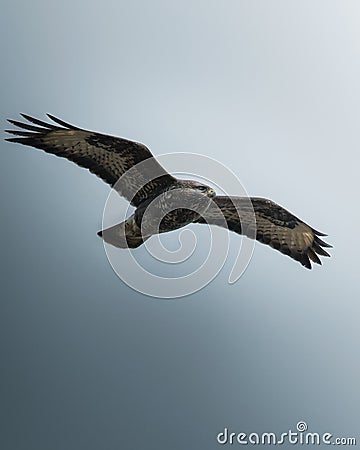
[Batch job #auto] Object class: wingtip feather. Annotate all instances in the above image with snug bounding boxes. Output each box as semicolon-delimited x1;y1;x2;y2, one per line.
5;129;35;137
46;113;80;130
312;228;328;237
308;248;322;265
4;137;26;143
314;236;332;248
19;113;58;129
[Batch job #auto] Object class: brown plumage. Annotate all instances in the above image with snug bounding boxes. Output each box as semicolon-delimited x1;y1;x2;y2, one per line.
6;113;176;206
195;197;331;269
5;114;331;269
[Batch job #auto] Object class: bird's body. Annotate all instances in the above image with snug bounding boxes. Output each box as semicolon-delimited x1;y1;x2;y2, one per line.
101;180;216;248
5;114;331;269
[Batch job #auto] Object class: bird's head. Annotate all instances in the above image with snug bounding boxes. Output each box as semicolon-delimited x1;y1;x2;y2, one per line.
179;180;216;198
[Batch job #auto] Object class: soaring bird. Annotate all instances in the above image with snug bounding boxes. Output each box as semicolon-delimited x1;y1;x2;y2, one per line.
5;114;331;269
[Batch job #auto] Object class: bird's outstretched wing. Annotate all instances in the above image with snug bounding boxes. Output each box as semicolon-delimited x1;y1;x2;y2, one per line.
5;114;176;206
195;196;332;269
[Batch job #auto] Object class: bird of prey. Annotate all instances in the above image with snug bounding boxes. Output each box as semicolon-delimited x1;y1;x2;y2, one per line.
5;114;331;269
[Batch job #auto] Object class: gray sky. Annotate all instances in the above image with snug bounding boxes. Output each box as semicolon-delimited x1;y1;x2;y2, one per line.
1;1;359;449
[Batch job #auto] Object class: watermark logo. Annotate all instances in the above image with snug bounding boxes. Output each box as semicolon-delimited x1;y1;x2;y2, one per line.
216;421;357;446
101;153;256;298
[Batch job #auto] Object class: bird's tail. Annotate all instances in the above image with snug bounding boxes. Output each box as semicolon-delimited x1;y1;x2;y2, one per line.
97;216;149;249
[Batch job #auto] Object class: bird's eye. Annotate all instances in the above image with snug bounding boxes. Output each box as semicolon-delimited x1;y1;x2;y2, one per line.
197;186;207;191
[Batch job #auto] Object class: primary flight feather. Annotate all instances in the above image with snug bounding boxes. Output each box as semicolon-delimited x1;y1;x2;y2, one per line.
5;114;331;269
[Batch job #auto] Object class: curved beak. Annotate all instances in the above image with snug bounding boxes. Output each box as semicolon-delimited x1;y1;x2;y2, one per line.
208;188;216;197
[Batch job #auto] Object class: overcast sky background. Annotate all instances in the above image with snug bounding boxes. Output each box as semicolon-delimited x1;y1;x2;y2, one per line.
0;1;359;449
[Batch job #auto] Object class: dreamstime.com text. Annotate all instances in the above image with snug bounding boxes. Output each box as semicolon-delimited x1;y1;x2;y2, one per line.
216;422;356;446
